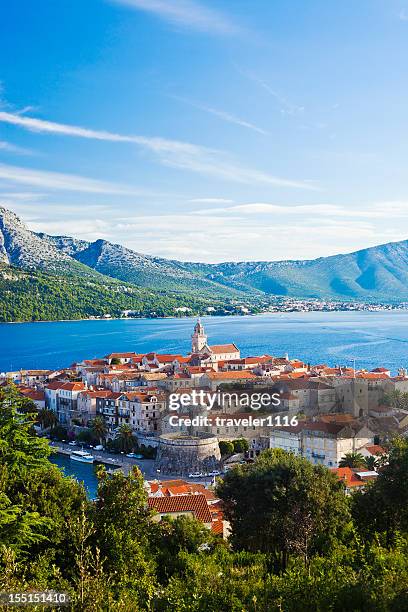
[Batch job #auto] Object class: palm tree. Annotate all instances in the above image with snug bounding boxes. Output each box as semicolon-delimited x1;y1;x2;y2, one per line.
116;424;135;453
339;452;366;469
37;408;57;430
364;455;378;471
91;416;108;446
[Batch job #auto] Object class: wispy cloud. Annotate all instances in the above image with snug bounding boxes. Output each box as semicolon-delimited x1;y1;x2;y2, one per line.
0;140;33;155
239;70;304;116
0;191;46;200
108;0;239;35
0;111;139;143
172;96;267;134
11;200;408;262
399;9;408;21
0;163;137;194
251;77;304;115
67;211;380;262
192;201;408;221
189;197;234;204
0;111;316;190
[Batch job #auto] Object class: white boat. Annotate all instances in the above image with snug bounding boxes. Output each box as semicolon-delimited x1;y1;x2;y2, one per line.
70;449;94;464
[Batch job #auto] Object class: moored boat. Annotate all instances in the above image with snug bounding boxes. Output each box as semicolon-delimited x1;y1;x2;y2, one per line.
70;449;94;463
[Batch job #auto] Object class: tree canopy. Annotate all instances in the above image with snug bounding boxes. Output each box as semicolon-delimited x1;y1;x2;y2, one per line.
2;384;408;610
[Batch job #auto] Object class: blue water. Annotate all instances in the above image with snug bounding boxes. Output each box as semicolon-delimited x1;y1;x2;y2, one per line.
1;311;408;373
50;452;99;499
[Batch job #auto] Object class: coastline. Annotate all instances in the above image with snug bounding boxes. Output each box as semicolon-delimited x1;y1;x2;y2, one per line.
1;304;405;326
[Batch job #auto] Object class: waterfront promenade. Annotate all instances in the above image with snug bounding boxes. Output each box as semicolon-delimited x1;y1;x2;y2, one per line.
50;441;217;485
50;441;157;478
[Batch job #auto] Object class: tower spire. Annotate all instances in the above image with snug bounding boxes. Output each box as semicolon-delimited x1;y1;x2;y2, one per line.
191;317;207;353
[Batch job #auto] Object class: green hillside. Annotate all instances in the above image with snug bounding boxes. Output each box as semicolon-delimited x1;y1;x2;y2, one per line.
0;265;255;323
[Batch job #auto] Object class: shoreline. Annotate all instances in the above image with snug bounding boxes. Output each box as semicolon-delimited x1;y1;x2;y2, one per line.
1;305;406;326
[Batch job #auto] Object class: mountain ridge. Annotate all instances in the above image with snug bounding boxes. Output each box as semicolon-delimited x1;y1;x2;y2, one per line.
1;206;408;302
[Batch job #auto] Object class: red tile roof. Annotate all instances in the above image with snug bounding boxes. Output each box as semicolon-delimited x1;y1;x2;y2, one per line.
209;344;239;354
45;381;86;391
20;389;45;401
148;494;213;524
330;467;366;488
356;372;389;380
365;444;386;455
155;354;184;363
205;371;257;380
211;520;224;535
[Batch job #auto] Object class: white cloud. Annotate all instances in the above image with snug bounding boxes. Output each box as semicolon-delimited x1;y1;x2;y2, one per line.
68;211;380;261
189;197;234;204
0;140;33;155
172;96;267;134
108;0;239;34
29;217;112;241
0;163;137;194
0;111;315;190
191;201;408;219
0;191;46;200
12;201;408;262
0;111;139;143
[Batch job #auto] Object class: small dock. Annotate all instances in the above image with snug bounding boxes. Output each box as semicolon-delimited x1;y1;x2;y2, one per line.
51;444;128;472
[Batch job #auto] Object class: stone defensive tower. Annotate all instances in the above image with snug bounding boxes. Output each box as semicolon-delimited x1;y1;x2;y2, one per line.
155;432;221;476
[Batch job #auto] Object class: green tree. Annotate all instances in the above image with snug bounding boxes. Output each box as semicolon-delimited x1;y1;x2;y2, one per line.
364;455;378;471
75;429;93;444
339;452;366;468
0;385;51;478
37;408;57;431
233;438;249;454
152;515;220;583
352;437;408;546
115;423;136;453
90;466;157;606
91;416;107;446
219;440;234;457
383;389;408;410
217;449;350;569
0;385;86;558
50;425;68;441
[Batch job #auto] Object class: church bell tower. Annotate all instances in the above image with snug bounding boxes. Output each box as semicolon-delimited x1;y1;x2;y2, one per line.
191;318;207;353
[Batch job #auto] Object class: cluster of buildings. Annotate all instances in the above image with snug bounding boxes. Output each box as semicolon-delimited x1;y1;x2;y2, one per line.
4;319;406;532
2;319;406;472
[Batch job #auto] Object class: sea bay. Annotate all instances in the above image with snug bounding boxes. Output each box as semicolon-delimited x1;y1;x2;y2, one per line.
1;311;408;373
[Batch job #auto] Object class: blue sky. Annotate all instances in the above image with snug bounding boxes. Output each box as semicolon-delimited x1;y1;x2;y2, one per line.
1;0;408;262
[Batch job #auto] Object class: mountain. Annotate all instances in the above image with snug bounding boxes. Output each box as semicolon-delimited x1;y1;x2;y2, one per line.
37;233;248;296
2;206;408;304
39;226;408;302
0;207;255;322
0;206;106;280
182;241;408;300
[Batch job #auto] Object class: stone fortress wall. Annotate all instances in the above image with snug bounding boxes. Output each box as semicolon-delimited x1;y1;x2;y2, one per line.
155;432;221;476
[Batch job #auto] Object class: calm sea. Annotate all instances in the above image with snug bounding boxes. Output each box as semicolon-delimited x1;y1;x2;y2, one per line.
1;311;408;373
50;452;99;499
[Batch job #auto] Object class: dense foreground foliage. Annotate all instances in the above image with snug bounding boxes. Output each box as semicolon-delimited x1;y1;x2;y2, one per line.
1;385;408;610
